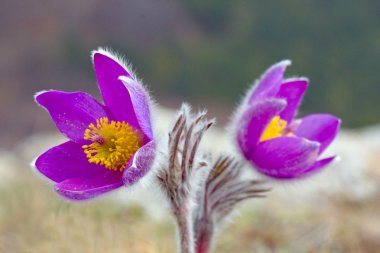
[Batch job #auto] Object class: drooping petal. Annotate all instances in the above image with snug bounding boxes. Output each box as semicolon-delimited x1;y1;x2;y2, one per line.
123;140;156;186
294;114;341;154
35;141;111;182
35;91;108;143
55;171;123;201
250;136;320;179
299;156;336;177
92;50;140;129
119;76;153;141
276;78;308;122
248;60;291;103
237;98;287;159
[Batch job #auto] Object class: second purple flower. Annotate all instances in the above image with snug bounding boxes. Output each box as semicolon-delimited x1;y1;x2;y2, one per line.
234;61;341;179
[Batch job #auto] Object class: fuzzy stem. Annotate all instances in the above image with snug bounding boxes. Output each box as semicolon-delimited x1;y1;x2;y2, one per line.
195;218;214;253
175;210;195;253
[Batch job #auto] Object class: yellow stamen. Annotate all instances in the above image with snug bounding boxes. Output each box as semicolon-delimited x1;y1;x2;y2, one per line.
260;116;292;141
82;117;142;171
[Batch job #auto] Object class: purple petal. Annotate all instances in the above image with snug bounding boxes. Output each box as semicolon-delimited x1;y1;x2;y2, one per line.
123;140;156;186
276;78;308;122
35;91;108;143
92;51;140;130
248;60;291;103
237;98;287;159
119;76;153;141
294;114;341;154
35;141;112;182
250;136;320;179
299;156;336;177
55;172;123;201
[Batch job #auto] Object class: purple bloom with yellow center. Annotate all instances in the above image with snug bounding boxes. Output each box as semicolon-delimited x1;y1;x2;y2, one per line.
234;60;341;179
33;49;155;200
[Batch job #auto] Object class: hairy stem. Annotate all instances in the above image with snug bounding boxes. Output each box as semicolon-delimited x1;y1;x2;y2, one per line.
175;210;195;253
195;218;214;253
158;107;215;253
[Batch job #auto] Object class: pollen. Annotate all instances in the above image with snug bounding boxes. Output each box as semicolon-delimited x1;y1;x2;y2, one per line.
82;117;142;171
260;116;292;142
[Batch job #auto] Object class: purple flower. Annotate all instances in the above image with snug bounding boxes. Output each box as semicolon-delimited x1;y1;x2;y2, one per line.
234;60;340;179
33;49;155;200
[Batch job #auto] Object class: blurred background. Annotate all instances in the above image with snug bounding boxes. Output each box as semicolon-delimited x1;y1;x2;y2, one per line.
1;0;380;252
2;0;380;146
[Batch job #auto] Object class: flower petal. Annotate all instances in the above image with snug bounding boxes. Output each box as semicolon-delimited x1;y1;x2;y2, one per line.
35;141;106;182
299;156;336;177
55;172;123;201
276;78;308;122
92;50;140;129
34;141;112;182
250;136;320;179
248;60;291;103
35;91;108;143
294;114;341;154
237;98;287;159
123;140;156;186
119;76;153;141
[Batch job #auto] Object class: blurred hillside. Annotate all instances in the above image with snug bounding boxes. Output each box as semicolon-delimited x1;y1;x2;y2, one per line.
1;0;380;147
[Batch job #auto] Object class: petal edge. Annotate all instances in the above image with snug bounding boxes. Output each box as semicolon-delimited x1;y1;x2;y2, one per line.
294;114;341;154
248;60;291;103
55;171;123;201
123;140;156;186
35;90;108;143
237;98;287;159
250;136;320;179
93;51;140;129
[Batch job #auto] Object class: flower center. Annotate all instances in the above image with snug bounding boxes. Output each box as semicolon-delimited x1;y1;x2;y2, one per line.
82;117;142;171
260;116;292;141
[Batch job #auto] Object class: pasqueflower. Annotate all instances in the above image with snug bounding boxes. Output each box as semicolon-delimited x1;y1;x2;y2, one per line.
234;60;340;179
34;49;155;200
